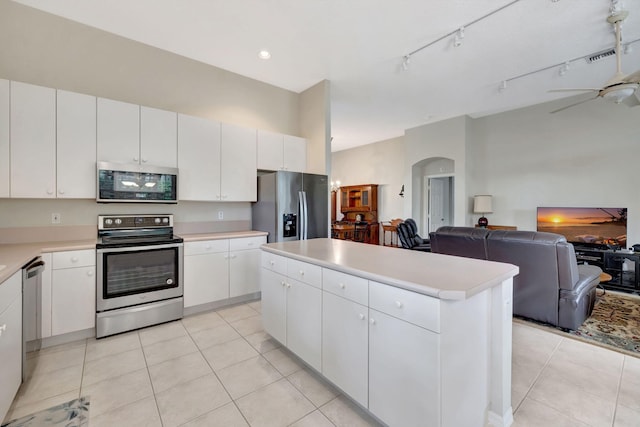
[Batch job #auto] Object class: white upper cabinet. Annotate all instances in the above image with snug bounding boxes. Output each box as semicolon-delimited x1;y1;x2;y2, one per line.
178;114;221;201
283;135;307;173
97;98;140;165
140;106;177;167
0;79;9;198
10;81;56;198
220;123;256;201
257;130;307;172
56;90;97;199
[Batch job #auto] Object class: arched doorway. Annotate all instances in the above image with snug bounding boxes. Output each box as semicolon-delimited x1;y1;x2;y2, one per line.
411;157;454;234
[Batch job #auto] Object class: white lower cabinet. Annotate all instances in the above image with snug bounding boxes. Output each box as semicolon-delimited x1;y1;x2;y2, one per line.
368;309;440;427
184;236;266;308
0;271;22;422
51;250;96;336
322;291;368;406
261;268;287;344
285;278;321;371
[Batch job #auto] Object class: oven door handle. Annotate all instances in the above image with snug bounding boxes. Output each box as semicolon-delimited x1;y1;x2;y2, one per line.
96;242;183;254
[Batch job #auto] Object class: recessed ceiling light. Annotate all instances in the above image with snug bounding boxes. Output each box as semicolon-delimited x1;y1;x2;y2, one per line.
258;50;271;60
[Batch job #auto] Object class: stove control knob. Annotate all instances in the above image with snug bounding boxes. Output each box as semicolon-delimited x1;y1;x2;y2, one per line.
155;218;161;224
105;219;113;225
162;218;169;224
115;218;122;225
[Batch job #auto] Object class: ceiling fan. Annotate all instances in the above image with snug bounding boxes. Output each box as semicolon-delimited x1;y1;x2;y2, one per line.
550;9;640;113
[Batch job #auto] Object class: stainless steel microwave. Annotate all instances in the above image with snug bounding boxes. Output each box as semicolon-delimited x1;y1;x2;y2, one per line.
97;161;178;203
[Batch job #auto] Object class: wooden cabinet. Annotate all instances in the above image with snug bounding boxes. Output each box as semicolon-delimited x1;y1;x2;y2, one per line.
340;184;378;213
57;90;97;198
0;79;9;198
177;114;221;201
50;250;96;336
220;123;256;201
97;98;140;165
183;239;230;308
0;271;22;422
257;129;306;172
10;81;56;198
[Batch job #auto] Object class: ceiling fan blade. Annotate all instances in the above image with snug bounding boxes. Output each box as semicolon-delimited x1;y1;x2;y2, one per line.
550;96;598;114
622;69;640;84
548;88;600;93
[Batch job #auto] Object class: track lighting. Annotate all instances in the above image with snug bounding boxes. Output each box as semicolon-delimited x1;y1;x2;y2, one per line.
559;61;570;76
401;55;411;71
453;27;465;48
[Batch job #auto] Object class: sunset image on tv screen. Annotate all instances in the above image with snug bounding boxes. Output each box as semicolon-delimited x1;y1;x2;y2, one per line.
537;207;627;248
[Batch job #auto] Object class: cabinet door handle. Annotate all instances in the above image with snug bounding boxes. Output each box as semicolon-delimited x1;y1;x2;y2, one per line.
299;270;305;276
87;270;94;276
58;189;65;195
0;324;6;336
395;301;403;308
46;188;54;195
270;260;275;266
359;314;365;320
339;283;345;289
133;157;139;162
369;318;376;325
71;257;79;262
141;158;148;163
286;283;291;288
280;281;286;287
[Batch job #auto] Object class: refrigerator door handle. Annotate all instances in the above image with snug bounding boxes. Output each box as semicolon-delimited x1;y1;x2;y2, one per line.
298;191;306;240
302;191;309;240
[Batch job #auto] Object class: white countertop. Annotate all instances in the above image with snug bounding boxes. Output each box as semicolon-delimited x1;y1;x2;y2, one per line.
0;230;267;284
262;238;519;300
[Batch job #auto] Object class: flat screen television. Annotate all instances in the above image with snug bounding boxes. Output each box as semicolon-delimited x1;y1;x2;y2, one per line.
536;207;627;249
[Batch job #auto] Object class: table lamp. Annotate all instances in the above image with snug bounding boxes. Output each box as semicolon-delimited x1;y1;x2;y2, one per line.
473;195;493;227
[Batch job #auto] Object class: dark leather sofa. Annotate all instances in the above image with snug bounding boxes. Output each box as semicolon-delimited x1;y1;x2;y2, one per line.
429;226;601;330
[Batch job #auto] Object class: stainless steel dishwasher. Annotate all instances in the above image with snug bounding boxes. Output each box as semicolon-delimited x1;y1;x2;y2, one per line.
22;256;45;380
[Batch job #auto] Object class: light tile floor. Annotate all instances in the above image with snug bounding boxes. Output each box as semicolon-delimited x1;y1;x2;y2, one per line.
4;300;640;427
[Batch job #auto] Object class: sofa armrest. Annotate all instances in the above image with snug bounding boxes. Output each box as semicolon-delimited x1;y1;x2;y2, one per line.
574;264;602;294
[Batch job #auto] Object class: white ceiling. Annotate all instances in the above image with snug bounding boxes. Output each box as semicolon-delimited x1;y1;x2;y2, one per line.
12;0;640;151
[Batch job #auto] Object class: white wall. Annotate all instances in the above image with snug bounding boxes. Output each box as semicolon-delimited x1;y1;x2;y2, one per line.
331;136;405;222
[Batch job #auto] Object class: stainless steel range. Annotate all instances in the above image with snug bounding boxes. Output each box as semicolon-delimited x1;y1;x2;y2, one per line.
96;214;184;338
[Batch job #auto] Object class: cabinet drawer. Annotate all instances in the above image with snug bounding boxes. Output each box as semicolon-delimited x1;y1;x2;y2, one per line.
0;271;21;315
287;259;322;289
185;239;229;256
369;281;440;333
230;236;266;251
322;268;368;305
52;249;95;269
261;252;287;276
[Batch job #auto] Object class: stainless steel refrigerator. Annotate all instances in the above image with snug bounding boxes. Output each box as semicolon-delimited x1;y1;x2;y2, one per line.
252;171;329;243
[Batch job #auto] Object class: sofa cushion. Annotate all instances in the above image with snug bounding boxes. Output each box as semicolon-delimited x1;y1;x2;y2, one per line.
428;226;489;259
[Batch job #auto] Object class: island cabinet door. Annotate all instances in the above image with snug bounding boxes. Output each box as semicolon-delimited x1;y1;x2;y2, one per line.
322;291;368;407
368;309;441;427
261;268;287;344
286;278;321;371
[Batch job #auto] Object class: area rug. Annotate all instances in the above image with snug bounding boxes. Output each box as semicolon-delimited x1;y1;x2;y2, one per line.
1;396;89;427
515;290;640;358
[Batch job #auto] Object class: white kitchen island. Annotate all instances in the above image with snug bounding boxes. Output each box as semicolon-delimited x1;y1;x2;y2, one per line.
260;238;519;427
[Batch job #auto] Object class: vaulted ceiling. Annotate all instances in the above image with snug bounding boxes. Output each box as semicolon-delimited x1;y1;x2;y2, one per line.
12;0;640;151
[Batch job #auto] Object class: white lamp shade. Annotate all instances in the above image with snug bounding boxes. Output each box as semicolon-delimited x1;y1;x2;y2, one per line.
473;195;493;214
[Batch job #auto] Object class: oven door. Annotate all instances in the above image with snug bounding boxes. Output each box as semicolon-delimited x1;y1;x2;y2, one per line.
96;243;183;312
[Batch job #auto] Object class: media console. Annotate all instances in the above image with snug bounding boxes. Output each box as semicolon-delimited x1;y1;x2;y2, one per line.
574;246;640;294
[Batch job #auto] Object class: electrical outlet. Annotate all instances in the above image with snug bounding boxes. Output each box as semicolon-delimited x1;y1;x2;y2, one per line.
51;213;61;224
218;211;224;220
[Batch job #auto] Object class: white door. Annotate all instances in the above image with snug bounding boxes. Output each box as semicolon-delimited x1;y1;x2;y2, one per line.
428;176;454;232
97;98;140;164
220;123;256;201
286;278;321;371
229;249;261;297
140;106;177;167
51;267;96;335
283;135;307;172
322;292;369;407
0;79;9;198
183;252;229;307
57;90;97;198
369;309;440;427
177;114;221;201
10;81;56;198
256;130;283;171
260;268;287;344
